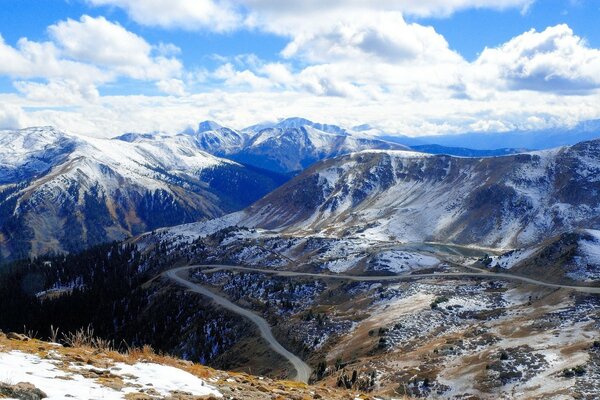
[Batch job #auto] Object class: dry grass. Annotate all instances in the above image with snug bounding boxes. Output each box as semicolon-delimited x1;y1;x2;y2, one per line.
0;332;399;400
61;325;114;351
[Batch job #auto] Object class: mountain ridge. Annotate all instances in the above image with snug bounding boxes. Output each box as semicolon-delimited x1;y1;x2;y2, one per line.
220;139;600;249
0;127;286;261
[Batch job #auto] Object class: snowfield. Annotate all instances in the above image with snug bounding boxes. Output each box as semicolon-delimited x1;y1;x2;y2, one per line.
491;248;538;269
0;350;222;399
371;250;440;273
569;229;600;281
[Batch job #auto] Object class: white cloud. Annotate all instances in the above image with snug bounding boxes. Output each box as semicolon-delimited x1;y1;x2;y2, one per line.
243;0;534;19
5;72;598;139
85;0;534;33
49;16;152;67
86;0;241;31
0;34;107;84
242;0;534;37
0;16;183;102
280;12;460;65
474;24;600;92
14;79;100;104
0;104;25;130
156;79;187;96
48;15;182;81
3;1;600;139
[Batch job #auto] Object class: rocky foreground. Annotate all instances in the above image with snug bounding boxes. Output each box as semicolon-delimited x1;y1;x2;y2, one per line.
0;331;391;400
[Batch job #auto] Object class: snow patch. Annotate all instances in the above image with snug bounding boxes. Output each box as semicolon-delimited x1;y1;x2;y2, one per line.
0;351;221;399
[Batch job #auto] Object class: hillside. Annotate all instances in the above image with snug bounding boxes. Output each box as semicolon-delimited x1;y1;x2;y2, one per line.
0;332;376;400
238;139;600;249
187;118;409;174
0;127;286;261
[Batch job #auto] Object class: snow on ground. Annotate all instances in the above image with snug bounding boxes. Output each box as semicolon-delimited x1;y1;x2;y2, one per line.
491;247;537;269
0;351;221;399
154;211;246;245
323;253;366;273
568;229;600;281
371;250;439;273
580;230;600;265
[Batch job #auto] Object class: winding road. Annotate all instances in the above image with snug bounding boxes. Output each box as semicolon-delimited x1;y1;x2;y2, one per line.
164;263;600;383
186;264;600;293
164;267;313;383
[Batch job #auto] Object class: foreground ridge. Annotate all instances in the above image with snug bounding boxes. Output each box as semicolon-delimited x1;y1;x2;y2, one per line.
0;332;391;400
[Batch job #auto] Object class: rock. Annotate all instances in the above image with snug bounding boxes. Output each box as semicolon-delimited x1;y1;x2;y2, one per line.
0;382;47;400
7;332;29;341
256;384;270;393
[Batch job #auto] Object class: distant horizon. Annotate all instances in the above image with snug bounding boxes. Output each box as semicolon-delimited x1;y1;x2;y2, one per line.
6;116;600;151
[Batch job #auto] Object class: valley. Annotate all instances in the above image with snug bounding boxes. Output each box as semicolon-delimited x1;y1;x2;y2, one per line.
142;224;600;398
1;121;600;399
3;1;600;397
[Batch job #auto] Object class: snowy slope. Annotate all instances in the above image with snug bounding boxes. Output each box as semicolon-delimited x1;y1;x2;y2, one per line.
488;229;600;282
0;127;284;260
184;120;248;155
239;139;600;249
0;127;77;184
0;351;222;399
182;118;409;173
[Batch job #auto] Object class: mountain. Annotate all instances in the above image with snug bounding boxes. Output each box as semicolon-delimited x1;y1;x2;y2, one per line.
234;124;408;173
0;127;286;261
183;121;248;156
410;144;528;157
0;334;361;400
185;118;410;174
238;139;600;249
490;229;600;283
269;117;349;135
380;119;600;150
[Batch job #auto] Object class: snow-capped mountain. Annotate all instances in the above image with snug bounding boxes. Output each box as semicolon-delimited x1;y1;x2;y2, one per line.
0;127;285;261
0;127;77;184
183;121;248;156
237;139;600;249
184;118;409;174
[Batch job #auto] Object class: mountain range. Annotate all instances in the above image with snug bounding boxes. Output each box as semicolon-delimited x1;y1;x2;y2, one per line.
189;117;409;173
0;127;286;261
2;117;600;262
187;139;600;251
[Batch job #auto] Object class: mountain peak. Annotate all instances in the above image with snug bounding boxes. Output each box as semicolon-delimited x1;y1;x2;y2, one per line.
272;117;347;135
197;120;225;133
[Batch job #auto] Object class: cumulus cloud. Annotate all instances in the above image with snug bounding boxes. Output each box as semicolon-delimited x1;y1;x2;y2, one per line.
280;12;460;65
0;104;25;130
242;0;534;19
86;0;241;31
14;79;100;104
156;79;187;96
4;0;600;138
0;16;183;102
48;16;182;80
49;16;152;67
475;24;600;93
0;34;107;84
85;0;534;34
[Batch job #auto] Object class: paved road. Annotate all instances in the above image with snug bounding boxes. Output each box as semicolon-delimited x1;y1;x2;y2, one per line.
189;264;600;294
164;263;600;382
164;267;312;383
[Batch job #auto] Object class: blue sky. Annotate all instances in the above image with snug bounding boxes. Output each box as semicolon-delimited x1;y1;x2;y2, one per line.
1;0;600;136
